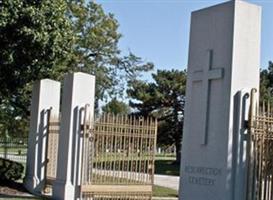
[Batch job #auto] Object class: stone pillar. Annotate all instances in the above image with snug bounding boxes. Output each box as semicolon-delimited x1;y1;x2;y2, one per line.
179;1;261;200
24;79;61;193
53;72;95;200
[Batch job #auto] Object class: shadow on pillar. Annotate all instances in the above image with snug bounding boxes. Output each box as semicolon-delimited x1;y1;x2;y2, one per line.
231;91;249;200
69;106;85;199
35;109;50;193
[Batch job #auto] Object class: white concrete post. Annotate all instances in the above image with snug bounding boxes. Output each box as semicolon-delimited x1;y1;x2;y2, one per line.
24;79;61;194
53;72;95;200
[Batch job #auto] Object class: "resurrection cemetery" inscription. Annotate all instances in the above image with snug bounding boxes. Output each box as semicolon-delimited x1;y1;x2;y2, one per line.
185;165;222;186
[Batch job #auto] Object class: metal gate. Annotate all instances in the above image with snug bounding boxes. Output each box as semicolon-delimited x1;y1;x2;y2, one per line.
247;89;273;200
42;110;157;199
81;113;157;200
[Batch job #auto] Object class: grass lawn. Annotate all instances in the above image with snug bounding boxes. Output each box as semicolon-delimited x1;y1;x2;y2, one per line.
0;147;27;155
153;185;178;197
155;159;180;176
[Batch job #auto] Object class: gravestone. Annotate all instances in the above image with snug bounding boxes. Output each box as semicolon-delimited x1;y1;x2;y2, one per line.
179;1;261;200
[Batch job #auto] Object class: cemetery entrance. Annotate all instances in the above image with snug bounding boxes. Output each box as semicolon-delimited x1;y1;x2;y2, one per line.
25;74;158;200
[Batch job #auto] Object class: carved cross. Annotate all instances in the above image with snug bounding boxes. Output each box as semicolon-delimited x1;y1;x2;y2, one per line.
192;50;224;145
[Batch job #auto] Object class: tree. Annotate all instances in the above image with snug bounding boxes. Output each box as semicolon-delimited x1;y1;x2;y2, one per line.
0;0;74;137
0;0;153;137
260;61;273;103
102;98;130;115
0;0;74;99
127;69;187;163
67;1;153;104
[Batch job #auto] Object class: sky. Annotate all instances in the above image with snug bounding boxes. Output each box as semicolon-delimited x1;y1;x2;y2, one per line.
96;0;273;80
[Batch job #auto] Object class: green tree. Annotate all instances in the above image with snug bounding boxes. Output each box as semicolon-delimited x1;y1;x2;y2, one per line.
260;61;273;103
102;98;130;115
0;0;74;137
0;0;153;137
127;69;187;163
67;1;153;104
0;0;74;99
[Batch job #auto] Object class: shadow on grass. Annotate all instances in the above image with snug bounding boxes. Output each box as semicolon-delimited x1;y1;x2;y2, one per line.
155;160;180;176
0;181;28;193
0;195;40;199
0;181;40;199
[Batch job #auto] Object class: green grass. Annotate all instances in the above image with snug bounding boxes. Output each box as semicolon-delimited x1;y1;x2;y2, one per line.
155;159;180;176
155;156;176;161
0;147;27;155
153;185;178;197
155;153;176;158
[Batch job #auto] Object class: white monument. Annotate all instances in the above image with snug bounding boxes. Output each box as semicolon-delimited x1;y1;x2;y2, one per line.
24;79;61;193
179;1;261;200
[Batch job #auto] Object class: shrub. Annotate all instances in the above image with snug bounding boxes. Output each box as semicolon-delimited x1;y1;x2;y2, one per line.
0;158;24;182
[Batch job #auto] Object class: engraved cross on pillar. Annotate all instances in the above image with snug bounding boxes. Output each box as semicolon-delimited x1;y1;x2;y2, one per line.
192;50;224;145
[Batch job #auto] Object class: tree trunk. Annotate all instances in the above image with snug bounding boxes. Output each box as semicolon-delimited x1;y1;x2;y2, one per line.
174;141;181;164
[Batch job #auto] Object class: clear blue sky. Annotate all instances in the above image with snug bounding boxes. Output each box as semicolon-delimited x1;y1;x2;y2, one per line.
97;0;273;79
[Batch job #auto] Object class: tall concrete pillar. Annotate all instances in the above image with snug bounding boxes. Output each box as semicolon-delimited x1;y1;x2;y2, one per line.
53;72;95;200
179;1;261;200
24;79;60;193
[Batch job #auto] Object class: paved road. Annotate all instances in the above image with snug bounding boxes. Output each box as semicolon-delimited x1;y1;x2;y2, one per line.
154;174;180;191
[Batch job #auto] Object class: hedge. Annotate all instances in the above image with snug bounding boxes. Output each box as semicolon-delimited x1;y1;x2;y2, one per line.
0;158;24;182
